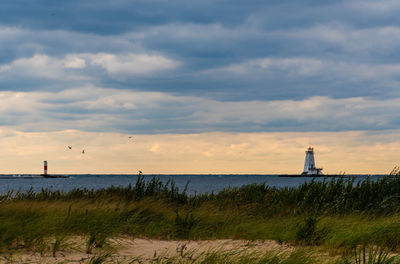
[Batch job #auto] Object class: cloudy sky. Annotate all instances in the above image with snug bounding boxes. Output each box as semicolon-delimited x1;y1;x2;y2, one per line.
1;0;400;174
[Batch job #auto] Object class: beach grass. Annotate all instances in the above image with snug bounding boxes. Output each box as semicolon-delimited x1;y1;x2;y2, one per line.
1;174;400;259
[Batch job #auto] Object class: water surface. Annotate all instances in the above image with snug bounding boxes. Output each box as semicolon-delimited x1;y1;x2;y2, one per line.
0;174;386;195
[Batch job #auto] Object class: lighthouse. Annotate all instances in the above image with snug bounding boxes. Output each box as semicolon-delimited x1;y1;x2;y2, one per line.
301;147;323;176
40;160;68;178
43;160;48;176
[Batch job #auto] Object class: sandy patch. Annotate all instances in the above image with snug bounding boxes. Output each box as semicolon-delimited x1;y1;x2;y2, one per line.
0;237;291;263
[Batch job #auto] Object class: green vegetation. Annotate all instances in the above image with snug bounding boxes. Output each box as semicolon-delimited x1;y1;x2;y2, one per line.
2;174;400;261
338;247;400;264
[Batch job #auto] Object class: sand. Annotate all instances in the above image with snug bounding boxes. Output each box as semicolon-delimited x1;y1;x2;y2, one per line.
0;237;291;263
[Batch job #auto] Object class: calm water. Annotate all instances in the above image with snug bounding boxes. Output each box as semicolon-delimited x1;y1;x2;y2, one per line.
0;174;386;195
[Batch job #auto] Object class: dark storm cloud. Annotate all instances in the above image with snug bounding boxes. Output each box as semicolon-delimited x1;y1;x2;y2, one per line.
2;0;397;34
0;0;249;35
1;0;400;132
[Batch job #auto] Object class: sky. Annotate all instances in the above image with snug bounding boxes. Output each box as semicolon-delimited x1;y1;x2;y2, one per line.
1;0;400;174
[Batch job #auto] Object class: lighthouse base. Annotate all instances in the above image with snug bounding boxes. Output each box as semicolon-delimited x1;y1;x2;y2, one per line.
279;174;346;177
41;174;69;178
301;168;323;176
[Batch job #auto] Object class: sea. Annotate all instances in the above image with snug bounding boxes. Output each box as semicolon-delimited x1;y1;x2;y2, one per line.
0;174;387;195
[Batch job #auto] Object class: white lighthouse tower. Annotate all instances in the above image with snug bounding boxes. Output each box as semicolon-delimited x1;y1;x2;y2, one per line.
301;147;323;176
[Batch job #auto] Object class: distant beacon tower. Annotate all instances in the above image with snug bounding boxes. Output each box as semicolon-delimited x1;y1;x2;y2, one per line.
43;160;48;175
301;147;323;176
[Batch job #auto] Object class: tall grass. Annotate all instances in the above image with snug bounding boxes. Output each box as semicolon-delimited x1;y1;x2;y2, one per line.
338;247;400;264
9;174;400;216
1;174;400;254
7;174;188;205
3;174;400;216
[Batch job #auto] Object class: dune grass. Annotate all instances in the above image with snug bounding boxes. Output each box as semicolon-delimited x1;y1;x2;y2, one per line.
1;174;400;259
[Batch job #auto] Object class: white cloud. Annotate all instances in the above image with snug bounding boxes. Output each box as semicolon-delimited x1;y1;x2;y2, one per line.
0;52;179;82
218;56;400;85
0;86;400;133
64;55;86;69
0;54;65;79
225;57;324;77
0;53;91;82
89;53;180;78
